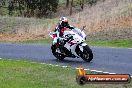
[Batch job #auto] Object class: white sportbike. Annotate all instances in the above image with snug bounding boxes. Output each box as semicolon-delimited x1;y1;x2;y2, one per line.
49;26;93;62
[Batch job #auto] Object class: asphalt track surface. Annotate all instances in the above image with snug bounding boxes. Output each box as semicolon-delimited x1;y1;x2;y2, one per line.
0;43;132;75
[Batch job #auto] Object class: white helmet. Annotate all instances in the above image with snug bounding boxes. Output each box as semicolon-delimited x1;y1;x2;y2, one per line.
59;17;68;27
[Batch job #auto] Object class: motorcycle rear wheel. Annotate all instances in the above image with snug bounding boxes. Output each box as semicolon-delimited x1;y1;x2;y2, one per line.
51;45;65;61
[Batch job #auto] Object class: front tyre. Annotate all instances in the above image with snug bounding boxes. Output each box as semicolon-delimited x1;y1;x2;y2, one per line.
76;45;93;62
81;45;93;62
51;45;65;61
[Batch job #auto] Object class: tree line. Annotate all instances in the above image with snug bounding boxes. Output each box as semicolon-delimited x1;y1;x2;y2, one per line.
0;0;59;18
0;0;100;18
67;0;100;15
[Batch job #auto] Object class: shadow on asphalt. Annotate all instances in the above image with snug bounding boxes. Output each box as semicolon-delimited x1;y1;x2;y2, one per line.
51;59;93;64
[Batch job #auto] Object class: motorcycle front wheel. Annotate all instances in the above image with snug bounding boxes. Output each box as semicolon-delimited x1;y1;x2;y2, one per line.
76;45;93;62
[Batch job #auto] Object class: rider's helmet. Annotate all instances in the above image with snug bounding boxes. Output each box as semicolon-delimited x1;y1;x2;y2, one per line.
59;17;68;27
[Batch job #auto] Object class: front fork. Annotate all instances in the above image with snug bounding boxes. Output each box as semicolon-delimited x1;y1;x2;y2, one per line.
78;43;87;52
75;42;87;56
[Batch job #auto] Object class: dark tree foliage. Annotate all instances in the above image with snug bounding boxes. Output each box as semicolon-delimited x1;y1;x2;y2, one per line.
0;0;6;6
7;0;59;18
86;0;98;6
37;0;59;17
8;1;14;15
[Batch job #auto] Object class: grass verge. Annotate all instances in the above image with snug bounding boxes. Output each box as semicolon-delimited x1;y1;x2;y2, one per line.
87;39;132;48
12;38;52;44
0;59;132;88
14;39;132;48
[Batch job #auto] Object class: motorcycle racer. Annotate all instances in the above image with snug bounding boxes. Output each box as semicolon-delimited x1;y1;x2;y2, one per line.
49;24;93;62
54;17;74;46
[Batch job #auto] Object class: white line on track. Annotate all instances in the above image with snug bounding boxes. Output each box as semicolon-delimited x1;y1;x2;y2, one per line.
84;69;90;70
62;66;68;68
95;71;103;73
109;73;116;74
1;58;132;78
40;63;45;64
103;72;110;74
55;65;59;66
90;70;97;72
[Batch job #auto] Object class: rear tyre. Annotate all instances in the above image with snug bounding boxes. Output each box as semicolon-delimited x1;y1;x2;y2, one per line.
51;45;65;61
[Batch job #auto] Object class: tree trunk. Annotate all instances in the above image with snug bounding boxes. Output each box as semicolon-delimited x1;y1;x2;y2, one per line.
18;1;22;16
70;0;73;15
80;0;84;10
66;0;69;8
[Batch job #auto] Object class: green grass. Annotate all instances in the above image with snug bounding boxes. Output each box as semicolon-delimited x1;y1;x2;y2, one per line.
15;39;132;48
0;38;51;44
1;38;132;48
0;7;9;16
18;38;52;44
87;39;132;48
0;59;131;88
